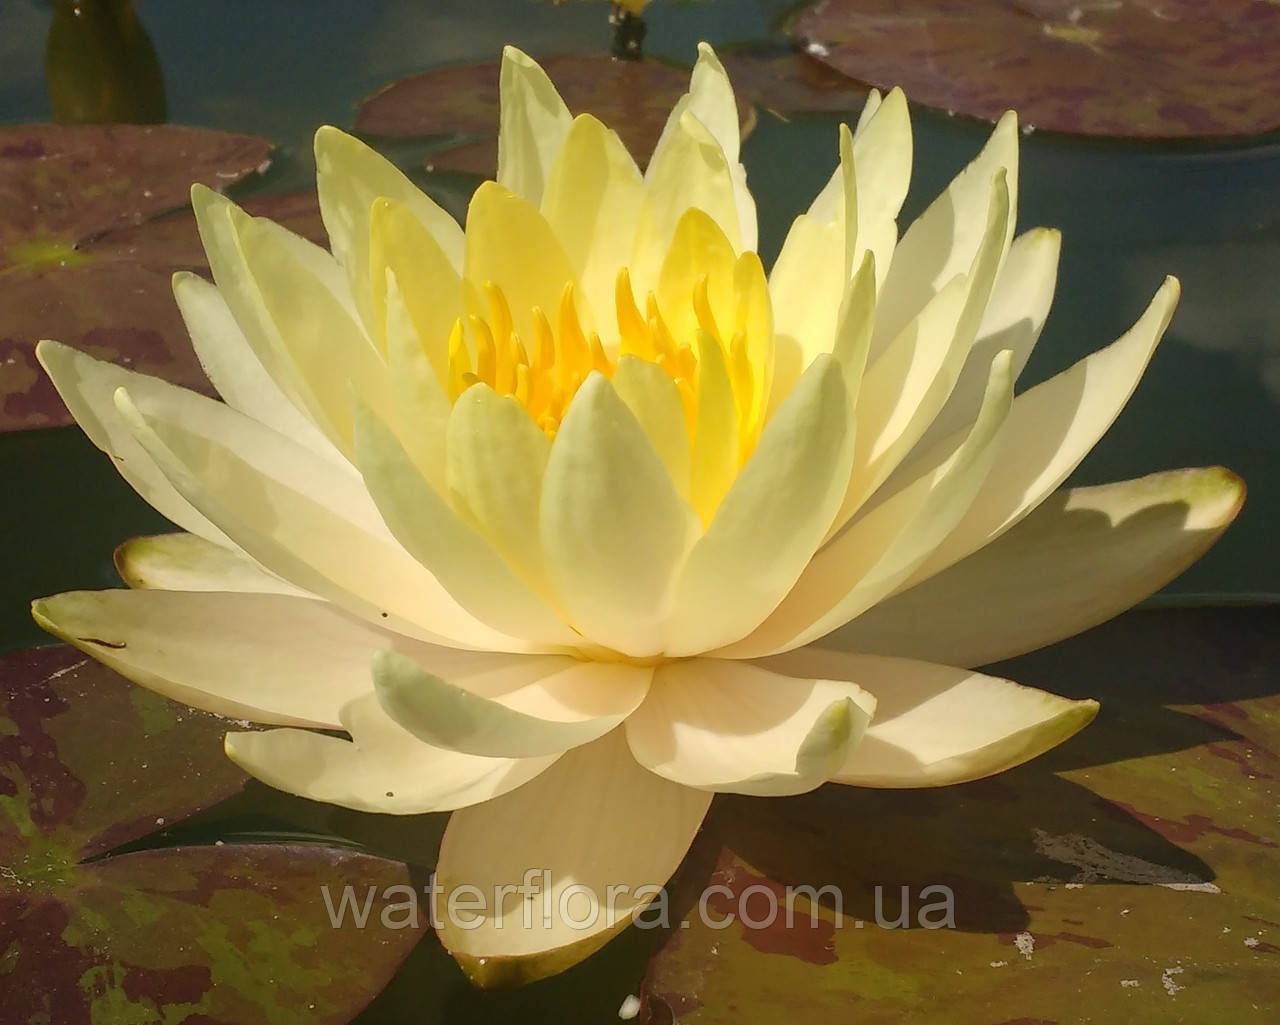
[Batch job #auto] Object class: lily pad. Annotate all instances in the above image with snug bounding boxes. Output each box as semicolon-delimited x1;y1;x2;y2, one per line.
354;54;757;176
791;0;1280;138
640;606;1280;1022
0;644;423;1023
0;124;327;434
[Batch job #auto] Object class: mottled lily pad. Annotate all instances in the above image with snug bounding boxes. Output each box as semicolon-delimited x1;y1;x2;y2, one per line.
0;125;326;434
354;54;757;176
0;645;423;1023
792;0;1280;138
641;606;1280;1022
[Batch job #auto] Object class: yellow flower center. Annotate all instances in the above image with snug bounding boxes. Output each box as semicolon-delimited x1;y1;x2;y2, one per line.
447;264;773;457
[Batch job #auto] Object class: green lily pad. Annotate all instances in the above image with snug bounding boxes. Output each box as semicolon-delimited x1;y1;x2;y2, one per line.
354;54;759;177
0;644;423;1023
640;606;1280;1022
0;124;326;434
791;0;1280;138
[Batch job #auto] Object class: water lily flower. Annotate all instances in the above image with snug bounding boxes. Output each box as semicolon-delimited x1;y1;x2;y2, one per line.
32;44;1242;985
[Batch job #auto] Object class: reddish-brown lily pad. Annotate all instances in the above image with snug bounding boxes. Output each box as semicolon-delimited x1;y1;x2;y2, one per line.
0;645;423;1023
355;54;757;176
791;0;1280;138
0;124;327;434
640;606;1280;1023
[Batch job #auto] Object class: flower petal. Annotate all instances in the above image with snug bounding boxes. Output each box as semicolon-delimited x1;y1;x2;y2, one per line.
446;384;551;591
352;400;580;648
434;729;711;986
464;181;588;345
172;271;341;461
315;125;465;339
834;168;1011;531
722;350;1015;657
624;658;874;796
769;124;855;375
372;650;651;757
497;46;574;207
665;356;853;656
759;648;1096;788
114;532;307;596
369;195;463;389
36;339;231;547
633;107;741;295
908;276;1180;584
683;42;756;251
225;693;558;815
32;588;415;728
873;110;1018;355
113;385;521;650
232;209;391;451
541;114;645;345
916;226;1061;449
825;467;1245;667
540;374;700;657
849;86;911;288
610;356;691;498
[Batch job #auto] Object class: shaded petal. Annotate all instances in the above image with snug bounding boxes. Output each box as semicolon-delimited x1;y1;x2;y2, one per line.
446;384;550;590
540;374;700;657
352;400;580;648
665;357;852;655
114;532;308;596
825;467;1246;667
32;589;418;728
226;693;558;814
828;169;1011;533
624;658;874;796
497;46;574;207
372;650;651;758
36;340;232;547
233;210;391;451
760;648;1096;788
633;108;741;295
684;43;756;251
541;114;645;345
611;356;691;499
916;226;1061;449
721;351;1015;657
907;277;1180;584
873;111;1018;355
369;196;463;388
434;729;711;987
172;271;341;461
315;125;464;339
114;385;521;650
464;181;587;345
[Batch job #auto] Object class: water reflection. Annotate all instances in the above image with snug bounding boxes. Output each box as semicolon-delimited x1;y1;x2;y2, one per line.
45;0;165;124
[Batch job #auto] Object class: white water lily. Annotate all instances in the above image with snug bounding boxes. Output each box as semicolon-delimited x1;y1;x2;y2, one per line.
33;45;1242;985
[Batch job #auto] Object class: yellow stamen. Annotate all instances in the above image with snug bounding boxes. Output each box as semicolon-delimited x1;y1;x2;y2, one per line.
431;265;773;450
615;268;652;360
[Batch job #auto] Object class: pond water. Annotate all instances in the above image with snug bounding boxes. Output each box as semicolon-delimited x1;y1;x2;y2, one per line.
1;1;1278;1021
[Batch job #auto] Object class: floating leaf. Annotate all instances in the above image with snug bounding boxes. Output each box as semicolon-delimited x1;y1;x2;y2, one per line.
791;0;1280;138
640;606;1280;1022
0;645;423;1023
0;125;327;434
355;54;755;175
718;46;867;118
